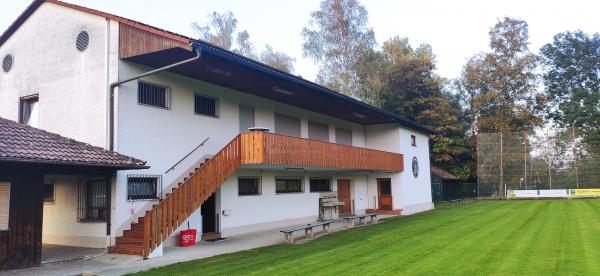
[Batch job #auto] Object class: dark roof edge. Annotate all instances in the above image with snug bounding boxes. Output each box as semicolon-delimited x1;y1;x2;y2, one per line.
0;157;149;170
191;41;436;135
0;0;43;46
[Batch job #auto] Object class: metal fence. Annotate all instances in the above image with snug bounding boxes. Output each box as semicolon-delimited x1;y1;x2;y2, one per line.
477;128;600;197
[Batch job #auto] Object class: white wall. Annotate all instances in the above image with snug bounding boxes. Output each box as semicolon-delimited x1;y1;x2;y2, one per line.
366;124;433;213
42;175;108;248
0;2;115;147
219;169;386;236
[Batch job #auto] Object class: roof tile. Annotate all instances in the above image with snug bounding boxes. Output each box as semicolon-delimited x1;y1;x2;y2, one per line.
0;117;147;169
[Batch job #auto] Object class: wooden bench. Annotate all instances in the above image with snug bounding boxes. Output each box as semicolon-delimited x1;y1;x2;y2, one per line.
344;213;378;228
280;220;333;244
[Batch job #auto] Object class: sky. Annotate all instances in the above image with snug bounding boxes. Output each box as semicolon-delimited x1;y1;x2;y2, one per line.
1;0;599;82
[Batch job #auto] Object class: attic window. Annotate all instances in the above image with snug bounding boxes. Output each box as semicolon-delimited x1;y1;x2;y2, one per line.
76;31;90;52
2;54;13;73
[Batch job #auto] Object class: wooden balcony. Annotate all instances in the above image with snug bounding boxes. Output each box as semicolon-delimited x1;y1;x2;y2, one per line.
240;131;404;172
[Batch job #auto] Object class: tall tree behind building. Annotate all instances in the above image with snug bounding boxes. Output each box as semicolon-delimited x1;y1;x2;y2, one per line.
541;31;600;147
454;17;545;134
192;11;295;73
375;37;472;179
302;0;376;97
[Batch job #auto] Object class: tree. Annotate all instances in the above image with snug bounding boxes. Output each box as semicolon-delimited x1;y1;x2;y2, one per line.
192;11;295;72
541;31;600;139
302;0;376;97
373;37;472;180
455;17;545;134
261;45;295;73
192;11;238;50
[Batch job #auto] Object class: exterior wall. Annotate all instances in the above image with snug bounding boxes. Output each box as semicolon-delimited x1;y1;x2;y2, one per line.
42;175;108;248
366;124;433;214
112;61;368;235
0;2;117;147
219;170;383;236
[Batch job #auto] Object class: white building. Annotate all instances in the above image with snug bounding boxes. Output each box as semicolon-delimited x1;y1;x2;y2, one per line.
0;0;434;258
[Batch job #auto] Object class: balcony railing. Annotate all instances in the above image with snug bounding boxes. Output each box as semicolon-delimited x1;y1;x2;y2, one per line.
240;131;404;172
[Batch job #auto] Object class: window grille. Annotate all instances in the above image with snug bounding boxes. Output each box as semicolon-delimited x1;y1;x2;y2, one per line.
238;177;261;196
77;178;108;222
275;177;303;193
127;175;161;200
138;81;170;108
194;94;218;117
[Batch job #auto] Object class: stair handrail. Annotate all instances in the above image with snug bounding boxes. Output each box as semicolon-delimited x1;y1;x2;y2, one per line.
164;137;210;174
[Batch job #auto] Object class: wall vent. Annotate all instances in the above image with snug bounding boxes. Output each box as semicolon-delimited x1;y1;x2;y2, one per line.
2;54;13;73
76;31;89;52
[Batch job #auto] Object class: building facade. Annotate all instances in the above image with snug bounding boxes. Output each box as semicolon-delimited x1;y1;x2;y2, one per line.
0;0;434;259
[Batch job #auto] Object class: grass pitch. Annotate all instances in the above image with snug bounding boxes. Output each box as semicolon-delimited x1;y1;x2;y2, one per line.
132;200;600;275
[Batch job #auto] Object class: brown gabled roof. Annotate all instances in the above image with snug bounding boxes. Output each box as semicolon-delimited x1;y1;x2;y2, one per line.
0;0;192;47
431;166;459;180
0;117;147;169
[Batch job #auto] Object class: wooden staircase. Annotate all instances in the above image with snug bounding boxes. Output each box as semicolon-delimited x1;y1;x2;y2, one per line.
108;131;405;258
108;134;247;257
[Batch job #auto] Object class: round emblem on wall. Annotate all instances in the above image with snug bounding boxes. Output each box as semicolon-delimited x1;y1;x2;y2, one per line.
412;157;419;178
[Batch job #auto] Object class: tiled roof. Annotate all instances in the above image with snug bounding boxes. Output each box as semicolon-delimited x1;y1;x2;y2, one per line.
431;166;459;180
0;117;147;169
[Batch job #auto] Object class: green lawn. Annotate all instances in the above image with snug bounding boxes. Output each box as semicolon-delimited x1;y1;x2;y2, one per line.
132;200;600;275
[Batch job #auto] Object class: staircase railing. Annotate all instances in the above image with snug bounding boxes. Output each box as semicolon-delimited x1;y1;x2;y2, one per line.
142;135;241;257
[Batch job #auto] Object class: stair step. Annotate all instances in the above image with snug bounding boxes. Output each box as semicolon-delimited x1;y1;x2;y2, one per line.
108;245;144;256
201;232;222;241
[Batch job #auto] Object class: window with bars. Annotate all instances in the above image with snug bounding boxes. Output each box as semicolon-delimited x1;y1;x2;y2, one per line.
411;135;417;147
309;178;331;192
77;178;108;222
194;94;218;117
275;177;304;194
127;175;161;200
138;81;170;109
44;179;55;204
238;177;261;196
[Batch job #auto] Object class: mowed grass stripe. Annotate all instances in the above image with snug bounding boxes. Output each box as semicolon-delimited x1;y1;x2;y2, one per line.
131;200;600;276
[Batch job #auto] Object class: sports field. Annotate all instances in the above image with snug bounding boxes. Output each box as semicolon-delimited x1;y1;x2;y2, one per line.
133;200;600;275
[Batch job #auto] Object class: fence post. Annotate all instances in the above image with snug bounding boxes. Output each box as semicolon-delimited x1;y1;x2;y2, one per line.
500;133;504;198
572;127;579;189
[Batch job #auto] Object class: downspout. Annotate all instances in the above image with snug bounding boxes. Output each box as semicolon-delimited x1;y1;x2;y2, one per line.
108;47;201;151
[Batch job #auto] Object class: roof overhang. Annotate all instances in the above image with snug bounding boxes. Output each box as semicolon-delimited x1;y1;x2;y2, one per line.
123;41;435;133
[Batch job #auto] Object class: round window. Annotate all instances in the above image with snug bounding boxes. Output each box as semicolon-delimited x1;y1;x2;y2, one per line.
76;31;90;52
2;54;13;73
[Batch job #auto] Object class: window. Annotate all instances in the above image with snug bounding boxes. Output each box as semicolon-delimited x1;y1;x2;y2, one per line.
309;178;331;192
138;81;170;109
44;179;55;204
238;177;261;196
276;177;303;194
0;182;10;231
335;127;352;146
308;121;329;142
77;178;108;222
274;113;301;137
411;135;417;147
127;175;161;200
19;94;39;127
195;94;218;117
239;105;255;132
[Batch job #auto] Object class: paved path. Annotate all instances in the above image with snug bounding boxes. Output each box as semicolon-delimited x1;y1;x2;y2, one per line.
3;216;387;276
